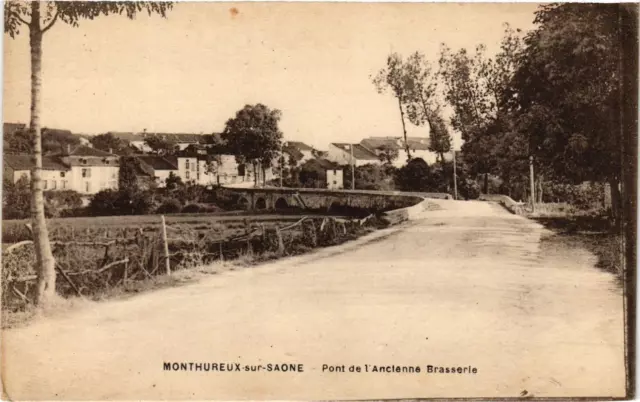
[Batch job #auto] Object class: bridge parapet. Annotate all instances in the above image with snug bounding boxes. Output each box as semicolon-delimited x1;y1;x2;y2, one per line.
215;186;450;215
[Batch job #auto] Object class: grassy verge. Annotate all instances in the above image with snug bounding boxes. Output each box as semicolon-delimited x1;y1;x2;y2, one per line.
1;218;384;329
535;215;623;285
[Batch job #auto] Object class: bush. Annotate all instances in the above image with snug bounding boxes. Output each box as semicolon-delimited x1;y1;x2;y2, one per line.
459;178;481;200
395;158;431;191
44;190;83;218
89;189;120;216
156;198;182;214
89;189;155;216
181;204;202;213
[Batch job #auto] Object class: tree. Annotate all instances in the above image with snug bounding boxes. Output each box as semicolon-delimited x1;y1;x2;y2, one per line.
144;134;176;156
4;1;172;306
165;171;184;191
425;107;452;164
90;132;130;154
395;158;431;192
4;1;172;305
376;145;399;166
438;24;523;193
509;4;628;222
221;104;284;187
372;53;412;160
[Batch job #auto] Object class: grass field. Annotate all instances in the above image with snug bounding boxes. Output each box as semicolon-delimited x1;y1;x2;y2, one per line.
2;211;353;244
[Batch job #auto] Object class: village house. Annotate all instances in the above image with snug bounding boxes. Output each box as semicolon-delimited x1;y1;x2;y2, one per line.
133;155;179;187
282;141;315;165
4;154;71;190
4;145;120;195
327;143;380;167
58;145;120;194
176;144;273;187
360;136;447;167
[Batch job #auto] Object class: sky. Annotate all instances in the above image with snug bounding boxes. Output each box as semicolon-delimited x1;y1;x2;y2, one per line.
3;2;540;150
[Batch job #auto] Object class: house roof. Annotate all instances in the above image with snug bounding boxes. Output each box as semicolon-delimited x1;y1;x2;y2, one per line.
4;154;70;171
144;133;204;143
316;158;341;169
362;136;430;151
284;141;314;152
108;132;140;142
282;145;304;161
330;143;379;160
134;155;178;170
67;145;116;157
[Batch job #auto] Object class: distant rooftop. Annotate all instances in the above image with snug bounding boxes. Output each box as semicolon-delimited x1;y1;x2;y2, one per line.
330;143;379;160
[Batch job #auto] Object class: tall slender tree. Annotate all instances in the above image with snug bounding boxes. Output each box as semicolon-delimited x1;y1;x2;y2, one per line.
4;1;172;306
372;53;412;160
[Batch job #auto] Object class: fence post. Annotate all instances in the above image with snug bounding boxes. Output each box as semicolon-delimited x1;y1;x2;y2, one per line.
275;227;285;256
161;215;171;275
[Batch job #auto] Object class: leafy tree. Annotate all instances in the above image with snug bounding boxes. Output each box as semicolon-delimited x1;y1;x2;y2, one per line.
2;176;31;219
118;156;140;194
372;53;412;160
4;1;172;306
41;128;80;154
395;158;431;191
90;132;130;154
375;145;400;166
438;24;523;193
509;4;629;221
165;171;184;191
425;107;452;164
144;134;176;156
222;104;284;187
3;127;33;153
343;164;396;191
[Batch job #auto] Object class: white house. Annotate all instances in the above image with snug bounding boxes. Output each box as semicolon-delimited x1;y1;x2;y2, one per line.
176;145;273;187
327;143;380;167
4;146;120;195
4;154;72;190
326;168;344;190
134;155;179;187
59;146;120;194
360;136;445;167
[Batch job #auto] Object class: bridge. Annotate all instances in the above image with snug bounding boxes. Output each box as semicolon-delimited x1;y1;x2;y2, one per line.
214;186;452;214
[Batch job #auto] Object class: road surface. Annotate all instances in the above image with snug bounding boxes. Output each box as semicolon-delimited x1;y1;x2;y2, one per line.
1;200;626;400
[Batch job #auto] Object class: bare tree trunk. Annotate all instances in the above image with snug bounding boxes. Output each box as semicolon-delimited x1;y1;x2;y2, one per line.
483;173;489;194
397;97;411;160
30;2;57;307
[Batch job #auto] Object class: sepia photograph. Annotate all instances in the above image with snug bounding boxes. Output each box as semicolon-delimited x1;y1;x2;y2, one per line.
0;1;637;400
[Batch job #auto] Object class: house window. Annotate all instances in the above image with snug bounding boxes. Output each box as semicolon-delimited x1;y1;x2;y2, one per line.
186;171;190;180
197;173;200;181
85;182;91;193
52;181;57;190
62;181;67;189
60;171;66;178
82;168;91;178
43;180;48;190
185;159;190;169
333;180;337;185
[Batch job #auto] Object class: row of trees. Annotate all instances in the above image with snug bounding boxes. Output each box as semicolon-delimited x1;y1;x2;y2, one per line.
373;4;633;222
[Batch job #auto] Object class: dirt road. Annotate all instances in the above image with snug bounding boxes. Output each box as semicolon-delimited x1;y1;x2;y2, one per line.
1;200;626;399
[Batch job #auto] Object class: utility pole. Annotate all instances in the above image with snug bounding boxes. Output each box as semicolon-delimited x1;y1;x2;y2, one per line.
350;144;355;190
279;142;284;188
452;148;458;200
529;155;535;212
